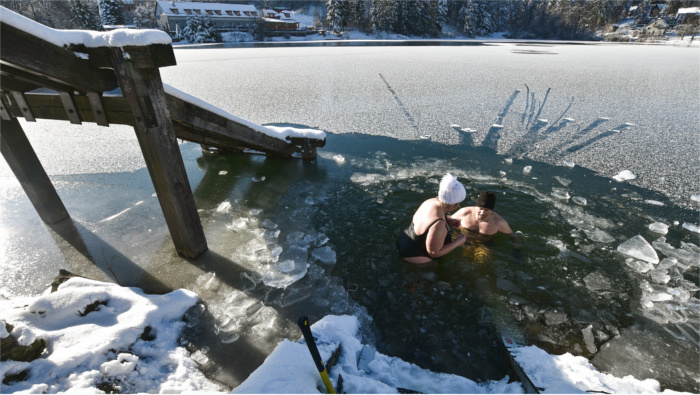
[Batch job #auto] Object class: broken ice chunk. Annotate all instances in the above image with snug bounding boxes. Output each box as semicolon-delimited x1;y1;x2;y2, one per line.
613;170;636;182
216;201;231;213
333;154;346;164
563;161;575;168
551;187;570;200
691;194;700;203
583;272;613;292
314;233;329;247
648;222;669;235
617;235;659;264
221;334;239;344
584;228;615;243
227;218;247;230
218;170;228;176
625;258;654;274
523;166;532;174
262;245;309;288
286;231;304;243
504;158;513;165
249;208;263;216
554;176;572;187
682;223;700;234
582;325;596;353
650;268;671;284
572;196;587;206
312;246;337;264
644;200;664;206
261;219;278;229
491;124;503;128
420;135;431;140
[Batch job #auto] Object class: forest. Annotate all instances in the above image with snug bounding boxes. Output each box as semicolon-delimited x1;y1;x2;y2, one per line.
1;0;698;41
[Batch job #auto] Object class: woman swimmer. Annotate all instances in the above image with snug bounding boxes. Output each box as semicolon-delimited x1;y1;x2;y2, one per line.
396;173;467;266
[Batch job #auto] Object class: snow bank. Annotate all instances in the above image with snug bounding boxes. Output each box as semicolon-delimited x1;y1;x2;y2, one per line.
1;6;171;48
0;277;220;393
234;315;521;394
510;346;679;394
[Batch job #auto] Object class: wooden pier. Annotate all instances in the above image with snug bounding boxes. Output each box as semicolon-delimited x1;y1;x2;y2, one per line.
0;9;325;259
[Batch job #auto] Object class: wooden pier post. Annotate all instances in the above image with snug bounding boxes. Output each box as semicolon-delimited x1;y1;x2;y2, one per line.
0;117;69;224
109;47;207;259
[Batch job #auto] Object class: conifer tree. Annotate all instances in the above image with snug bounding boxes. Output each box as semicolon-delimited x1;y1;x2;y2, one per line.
99;0;125;26
181;14;221;43
326;0;344;34
70;0;102;30
371;0;396;37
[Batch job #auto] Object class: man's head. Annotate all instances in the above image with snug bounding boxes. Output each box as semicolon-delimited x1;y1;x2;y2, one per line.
476;191;496;210
476;192;496;221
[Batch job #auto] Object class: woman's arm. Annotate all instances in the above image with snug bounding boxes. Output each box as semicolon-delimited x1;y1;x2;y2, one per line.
426;220;466;258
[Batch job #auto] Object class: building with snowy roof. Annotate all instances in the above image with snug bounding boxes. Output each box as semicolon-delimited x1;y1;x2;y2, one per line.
676;7;700;24
155;1;260;34
260;8;300;31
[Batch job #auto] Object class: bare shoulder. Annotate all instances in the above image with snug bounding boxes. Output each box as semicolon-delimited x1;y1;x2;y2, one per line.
493;212;514;233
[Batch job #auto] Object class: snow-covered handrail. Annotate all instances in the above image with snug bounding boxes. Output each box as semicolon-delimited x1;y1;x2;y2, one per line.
163;84;326;142
0;6;171;48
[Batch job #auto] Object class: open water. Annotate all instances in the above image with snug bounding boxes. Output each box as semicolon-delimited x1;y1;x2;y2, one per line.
1;43;698;391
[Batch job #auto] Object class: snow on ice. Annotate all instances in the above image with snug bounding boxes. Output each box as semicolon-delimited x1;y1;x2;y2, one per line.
613;170;636;182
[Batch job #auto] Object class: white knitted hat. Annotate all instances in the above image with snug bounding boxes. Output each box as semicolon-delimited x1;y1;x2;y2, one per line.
438;173;466;205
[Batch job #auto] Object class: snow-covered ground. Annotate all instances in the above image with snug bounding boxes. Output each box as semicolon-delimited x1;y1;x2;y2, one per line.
1;279;689;393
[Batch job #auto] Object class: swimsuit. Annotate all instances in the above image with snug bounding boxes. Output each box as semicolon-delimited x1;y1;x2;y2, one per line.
396;218;452;259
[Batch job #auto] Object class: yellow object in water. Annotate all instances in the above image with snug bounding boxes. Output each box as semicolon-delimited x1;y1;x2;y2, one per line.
463;243;493;265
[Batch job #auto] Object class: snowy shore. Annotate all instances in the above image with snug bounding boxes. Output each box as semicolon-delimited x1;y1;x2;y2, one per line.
1;277;691;394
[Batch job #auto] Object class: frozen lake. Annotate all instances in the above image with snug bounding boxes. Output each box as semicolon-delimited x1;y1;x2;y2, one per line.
1;43;698;391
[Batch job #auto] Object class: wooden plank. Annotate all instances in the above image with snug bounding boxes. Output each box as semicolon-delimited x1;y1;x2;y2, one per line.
87;92;109;126
10;91;36;122
109;47;207;259
3;93;134;126
165;93;325;158
58;91;82;124
0;96;12;121
0;23;118;94
0;117;70;224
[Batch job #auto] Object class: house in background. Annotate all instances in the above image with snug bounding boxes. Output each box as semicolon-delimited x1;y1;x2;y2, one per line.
676;7;700;25
261;8;299;31
642;18;670;36
154;1;260;34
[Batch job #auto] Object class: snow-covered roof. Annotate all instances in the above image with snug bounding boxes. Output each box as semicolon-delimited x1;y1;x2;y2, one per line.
1;6;170;47
156;1;259;18
678;7;700;14
261;8;296;21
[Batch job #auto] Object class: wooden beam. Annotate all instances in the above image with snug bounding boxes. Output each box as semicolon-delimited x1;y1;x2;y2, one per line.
58;91;81;124
0;23;118;94
3;92;134;125
0;117;69;224
0;95;12;121
87;92;109;126
109;47;207;259
10;91;36;122
165;93;325;158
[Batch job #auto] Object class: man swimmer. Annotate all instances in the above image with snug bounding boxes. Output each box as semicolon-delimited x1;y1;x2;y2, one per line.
451;191;522;258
